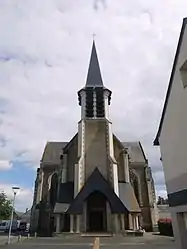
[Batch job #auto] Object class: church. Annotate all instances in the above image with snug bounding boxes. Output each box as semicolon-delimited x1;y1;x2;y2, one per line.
30;41;158;236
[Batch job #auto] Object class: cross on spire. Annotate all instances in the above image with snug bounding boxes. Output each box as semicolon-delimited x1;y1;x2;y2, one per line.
85;40;103;87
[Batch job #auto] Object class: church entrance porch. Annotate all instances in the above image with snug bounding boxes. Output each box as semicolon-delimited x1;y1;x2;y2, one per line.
86;191;107;232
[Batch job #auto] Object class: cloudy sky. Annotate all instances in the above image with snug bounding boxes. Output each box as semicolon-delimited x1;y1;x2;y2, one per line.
0;0;187;211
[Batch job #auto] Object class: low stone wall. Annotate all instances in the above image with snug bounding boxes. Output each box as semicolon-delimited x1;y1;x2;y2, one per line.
157;205;171;219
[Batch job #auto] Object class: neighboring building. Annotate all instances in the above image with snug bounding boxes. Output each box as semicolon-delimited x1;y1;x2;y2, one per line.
16;209;31;223
154;18;187;249
30;41;157;236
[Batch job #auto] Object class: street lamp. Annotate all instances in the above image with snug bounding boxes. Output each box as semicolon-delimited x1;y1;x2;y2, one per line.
7;186;20;244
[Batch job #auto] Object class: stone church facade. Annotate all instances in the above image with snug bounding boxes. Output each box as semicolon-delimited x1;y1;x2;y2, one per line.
30;41;158;236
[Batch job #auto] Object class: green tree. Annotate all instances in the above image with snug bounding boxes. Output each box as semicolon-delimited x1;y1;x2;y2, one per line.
0;192;12;220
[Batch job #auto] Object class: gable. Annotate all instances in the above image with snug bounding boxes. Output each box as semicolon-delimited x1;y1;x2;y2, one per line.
67;168;128;214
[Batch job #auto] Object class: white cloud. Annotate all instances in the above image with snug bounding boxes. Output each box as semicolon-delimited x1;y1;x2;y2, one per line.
157;189;167;199
0;160;12;171
0;183;33;212
0;0;187;194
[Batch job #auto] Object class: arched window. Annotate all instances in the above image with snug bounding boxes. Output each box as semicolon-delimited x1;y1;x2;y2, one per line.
49;173;58;208
130;170;140;205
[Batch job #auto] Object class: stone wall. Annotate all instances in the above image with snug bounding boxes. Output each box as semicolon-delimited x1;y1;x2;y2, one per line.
66;135;78;182
84;119;108;180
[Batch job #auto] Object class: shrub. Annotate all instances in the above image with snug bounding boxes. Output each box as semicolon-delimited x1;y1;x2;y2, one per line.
158;218;173;237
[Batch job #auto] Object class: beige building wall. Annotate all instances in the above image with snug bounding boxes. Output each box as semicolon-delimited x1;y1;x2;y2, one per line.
158;21;187;249
113;137;125;182
159;26;187;193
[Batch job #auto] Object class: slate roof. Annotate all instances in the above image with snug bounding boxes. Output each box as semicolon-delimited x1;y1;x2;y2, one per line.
54;203;70;214
118;182;141;213
41;142;68;164
41;140;146;166
122;142;147;164
67;168;128;214
86;40;103;87
154;18;187;145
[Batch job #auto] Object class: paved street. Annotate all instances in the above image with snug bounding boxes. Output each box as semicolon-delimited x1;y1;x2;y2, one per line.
0;233;176;249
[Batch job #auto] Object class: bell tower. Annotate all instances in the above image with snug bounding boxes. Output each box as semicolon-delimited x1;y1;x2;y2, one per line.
78;41;111;120
74;41;119;197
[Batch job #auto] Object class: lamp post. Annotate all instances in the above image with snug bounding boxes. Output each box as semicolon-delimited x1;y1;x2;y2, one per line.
7;186;20;244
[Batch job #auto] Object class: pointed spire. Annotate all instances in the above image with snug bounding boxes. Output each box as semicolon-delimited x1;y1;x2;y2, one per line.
86;41;103;87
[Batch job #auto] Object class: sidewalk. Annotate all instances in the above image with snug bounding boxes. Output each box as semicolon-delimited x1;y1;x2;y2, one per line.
0;235;18;245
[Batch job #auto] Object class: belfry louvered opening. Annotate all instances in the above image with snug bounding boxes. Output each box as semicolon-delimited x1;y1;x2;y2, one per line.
86;88;94;118
96;88;105;118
